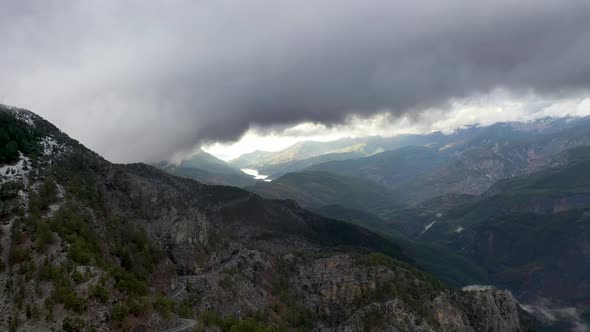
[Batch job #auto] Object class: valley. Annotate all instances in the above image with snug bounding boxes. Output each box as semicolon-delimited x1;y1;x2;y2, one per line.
218;116;590;331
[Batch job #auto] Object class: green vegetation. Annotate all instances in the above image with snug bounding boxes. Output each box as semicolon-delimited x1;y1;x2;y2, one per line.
307;146;445;189
106;217;163;280
49;206;102;265
164;166;255;187
306;215;406;262
0;111;41;163
3;152;169;327
201;310;277;332
110;304;129;322
28;178;59;214
62;317;86;332
89;284;110;303
353;253;444;327
315;204;488;287
128;296;150;316
52;286;86;312
0;181;25;219
219;274;236;290
247;171;397;213
154;296;175;317
355;253;444;291
109;268;148;296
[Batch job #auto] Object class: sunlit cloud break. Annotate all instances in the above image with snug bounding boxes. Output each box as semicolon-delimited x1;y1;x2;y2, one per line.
203;92;590;161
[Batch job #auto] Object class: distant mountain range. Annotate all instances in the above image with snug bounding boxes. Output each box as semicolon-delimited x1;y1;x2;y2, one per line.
236;116;590;329
138;115;590;329
228;134;446;178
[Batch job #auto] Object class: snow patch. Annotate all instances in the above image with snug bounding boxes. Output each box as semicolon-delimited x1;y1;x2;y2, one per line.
455;226;464;233
40;136;70;160
46;184;66;218
0;153;31;185
16;112;34;126
42;136;59;155
5;107;36;126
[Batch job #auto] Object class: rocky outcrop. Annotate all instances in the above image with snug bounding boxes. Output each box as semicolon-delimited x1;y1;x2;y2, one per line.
291;255;531;331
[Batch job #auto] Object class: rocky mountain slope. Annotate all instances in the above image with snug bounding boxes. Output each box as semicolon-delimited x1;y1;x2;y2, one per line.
411;146;590;305
0;105;534;331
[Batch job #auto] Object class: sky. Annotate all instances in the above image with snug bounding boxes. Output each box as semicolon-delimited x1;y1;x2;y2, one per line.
2;0;590;163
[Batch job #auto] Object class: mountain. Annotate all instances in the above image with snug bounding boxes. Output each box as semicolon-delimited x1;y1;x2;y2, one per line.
246;171;398;214
307;145;448;195
157;149;256;187
226;150;277;169
229;138;365;169
312;205;490;288
229;133;448;178
307;117;590;204
176;149;242;175
386;146;590;309
0;105;534;331
259;151;366;179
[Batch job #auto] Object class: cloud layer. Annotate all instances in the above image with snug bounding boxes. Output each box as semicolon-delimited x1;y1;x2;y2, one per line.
2;0;590;162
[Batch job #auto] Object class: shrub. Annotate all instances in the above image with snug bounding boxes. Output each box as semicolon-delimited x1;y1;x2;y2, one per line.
8;247;31;265
219;275;235;289
0;111;42;164
128;296;149;316
110;269;148;296
154;296;175;317
62;316;85;332
202;310;219;327
52;286;86;312
89;284;110;304
34;222;55;252
71;270;85;284
111;304;129;322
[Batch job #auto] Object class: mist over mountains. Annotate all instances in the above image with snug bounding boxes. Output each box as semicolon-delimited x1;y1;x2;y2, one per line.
155;115;590;329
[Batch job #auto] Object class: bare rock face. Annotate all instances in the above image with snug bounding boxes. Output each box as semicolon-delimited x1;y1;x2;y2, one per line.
288;255;531;332
182;251;533;331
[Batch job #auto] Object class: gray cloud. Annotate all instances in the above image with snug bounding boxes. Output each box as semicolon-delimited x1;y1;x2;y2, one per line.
1;0;590;162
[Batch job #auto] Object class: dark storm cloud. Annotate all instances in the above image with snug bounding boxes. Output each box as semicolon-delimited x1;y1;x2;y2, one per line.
1;0;590;162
